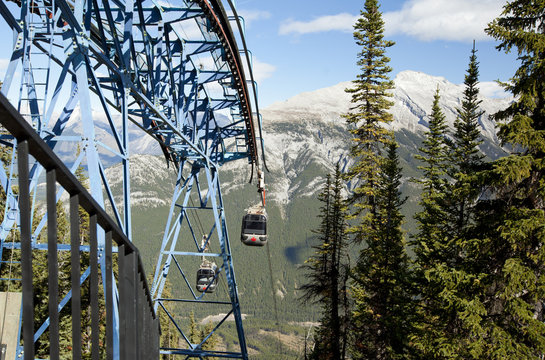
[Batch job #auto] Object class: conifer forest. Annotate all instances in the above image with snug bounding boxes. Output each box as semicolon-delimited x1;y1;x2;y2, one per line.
299;0;545;358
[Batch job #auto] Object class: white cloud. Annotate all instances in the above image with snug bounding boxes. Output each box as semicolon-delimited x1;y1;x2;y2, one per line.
156;0;170;7
279;13;358;35
384;0;504;42
171;21;203;41
238;9;271;27
478;81;509;98
193;56;216;70
251;58;276;83
276;1;504;41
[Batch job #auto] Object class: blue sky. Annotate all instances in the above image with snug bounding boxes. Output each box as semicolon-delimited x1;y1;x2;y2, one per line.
237;0;520;108
0;0;520;110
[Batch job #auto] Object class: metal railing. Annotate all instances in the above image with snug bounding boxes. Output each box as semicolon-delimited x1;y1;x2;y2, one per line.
0;93;160;359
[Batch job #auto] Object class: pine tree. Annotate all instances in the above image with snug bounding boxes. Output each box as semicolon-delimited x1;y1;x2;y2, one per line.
449;41;485;237
0;143;21;292
411;88;455;358
432;43;489;359
200;322;218;352
413;88;450;265
343;0;395;229
300;165;349;360
159;280;179;359
351;142;412;359
330;166;351;360
300;174;332;303
301;172;336;360
189;311;199;345
465;2;545;358
411;68;490;358
186;311;218;354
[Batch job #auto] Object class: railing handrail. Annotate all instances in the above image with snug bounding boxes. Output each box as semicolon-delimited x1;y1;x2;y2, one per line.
0;93;156;314
0;92;159;359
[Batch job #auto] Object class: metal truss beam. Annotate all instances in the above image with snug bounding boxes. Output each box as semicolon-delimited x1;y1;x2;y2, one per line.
0;0;264;358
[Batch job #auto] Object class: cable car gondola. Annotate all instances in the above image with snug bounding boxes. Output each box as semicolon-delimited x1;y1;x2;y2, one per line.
241;206;267;246
196;236;218;293
196;260;218;293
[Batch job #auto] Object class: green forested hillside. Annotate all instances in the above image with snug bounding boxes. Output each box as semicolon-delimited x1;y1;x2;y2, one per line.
126;124;507;328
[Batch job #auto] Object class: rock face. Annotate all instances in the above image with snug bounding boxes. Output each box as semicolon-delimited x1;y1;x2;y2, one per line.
100;70;512;215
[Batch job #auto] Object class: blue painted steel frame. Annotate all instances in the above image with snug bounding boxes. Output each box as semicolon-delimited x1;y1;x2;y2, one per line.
0;0;264;359
151;160;248;358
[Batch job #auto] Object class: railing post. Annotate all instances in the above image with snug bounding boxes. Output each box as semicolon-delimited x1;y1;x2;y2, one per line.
46;169;59;360
105;231;114;360
119;245;139;360
70;194;82;359
90;214;100;360
18;139;33;360
154;313;160;357
137;275;144;359
118;244;126;359
126;251;138;360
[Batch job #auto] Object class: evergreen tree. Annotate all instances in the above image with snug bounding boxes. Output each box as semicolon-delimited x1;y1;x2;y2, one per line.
413;88;450;265
189;311;199;345
411;88;455;357
342;1;416;358
300;172;336;360
449;41;485;237
200;322;218;352
0;143;21;293
351;142;412;359
433;43;490;359
187;311;218;354
343;0;395;229
300;165;349;360
464;2;545;358
411;79;490;359
159;280;180;359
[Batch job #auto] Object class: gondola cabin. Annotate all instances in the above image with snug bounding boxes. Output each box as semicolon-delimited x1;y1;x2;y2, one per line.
196;263;218;293
241;211;267;246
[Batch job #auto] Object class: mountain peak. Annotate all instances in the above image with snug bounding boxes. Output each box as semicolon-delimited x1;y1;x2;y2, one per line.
264;71;462;115
395;70;450;85
265;81;352;115
262;70;512;139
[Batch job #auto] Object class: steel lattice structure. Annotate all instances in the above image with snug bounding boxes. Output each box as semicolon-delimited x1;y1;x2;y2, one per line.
0;0;265;358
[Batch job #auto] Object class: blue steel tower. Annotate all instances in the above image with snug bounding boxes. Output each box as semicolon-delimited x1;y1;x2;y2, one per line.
0;0;265;358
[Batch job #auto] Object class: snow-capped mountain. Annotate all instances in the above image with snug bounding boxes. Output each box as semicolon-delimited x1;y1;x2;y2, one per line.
249;70;512;210
104;70;512;219
264;70;510;137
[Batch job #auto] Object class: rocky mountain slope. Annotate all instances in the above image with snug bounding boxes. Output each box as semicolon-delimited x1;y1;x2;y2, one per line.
246;70;511;215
